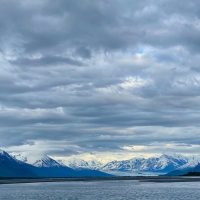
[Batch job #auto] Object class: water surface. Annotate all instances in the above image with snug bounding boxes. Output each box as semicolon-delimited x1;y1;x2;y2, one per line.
0;180;199;200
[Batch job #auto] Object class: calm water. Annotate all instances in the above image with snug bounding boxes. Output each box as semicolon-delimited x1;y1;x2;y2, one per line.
0;180;199;200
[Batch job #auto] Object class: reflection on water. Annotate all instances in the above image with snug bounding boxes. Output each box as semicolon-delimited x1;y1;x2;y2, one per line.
0;180;199;200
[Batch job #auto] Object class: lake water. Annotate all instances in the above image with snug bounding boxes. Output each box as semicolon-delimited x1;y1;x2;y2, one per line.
0;180;199;200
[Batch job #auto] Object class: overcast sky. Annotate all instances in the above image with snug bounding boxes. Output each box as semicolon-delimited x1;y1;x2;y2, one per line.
1;0;200;162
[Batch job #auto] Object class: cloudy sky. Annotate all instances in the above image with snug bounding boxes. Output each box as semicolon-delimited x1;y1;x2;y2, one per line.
1;0;200;162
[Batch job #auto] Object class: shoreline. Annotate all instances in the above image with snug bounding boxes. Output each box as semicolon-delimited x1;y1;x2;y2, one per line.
0;176;200;185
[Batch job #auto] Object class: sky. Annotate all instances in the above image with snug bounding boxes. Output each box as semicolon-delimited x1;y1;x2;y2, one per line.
1;0;200;162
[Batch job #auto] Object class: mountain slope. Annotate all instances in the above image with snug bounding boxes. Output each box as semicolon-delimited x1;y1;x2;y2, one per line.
167;163;200;176
33;156;64;168
0;151;36;177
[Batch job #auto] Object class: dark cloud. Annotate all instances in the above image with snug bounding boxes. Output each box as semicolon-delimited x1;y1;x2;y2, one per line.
9;55;84;67
0;0;200;158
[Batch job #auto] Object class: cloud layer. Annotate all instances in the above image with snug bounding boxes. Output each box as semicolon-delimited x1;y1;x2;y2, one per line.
1;0;200;160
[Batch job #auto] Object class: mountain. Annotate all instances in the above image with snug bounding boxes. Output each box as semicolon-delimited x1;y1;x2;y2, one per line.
9;152;111;178
63;159;103;170
0;150;36;177
53;154;200;176
183;164;200;176
58;158;111;177
30;156;78;177
57;154;194;175
33;156;64;168
7;150;200;177
193;163;200;171
31;156;111;177
12;153;28;163
101;154;191;175
168;159;200;176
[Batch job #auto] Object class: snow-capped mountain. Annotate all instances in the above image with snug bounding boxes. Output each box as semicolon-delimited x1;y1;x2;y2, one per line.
176;155;200;170
33;156;64;168
5;150;200;177
0;150;25;164
12;153;66;168
101;154;198;175
30;156;111;177
1;150;111;178
167;156;200;176
12;153;28;163
64;159;103;170
51;154;200;175
0;150;36;177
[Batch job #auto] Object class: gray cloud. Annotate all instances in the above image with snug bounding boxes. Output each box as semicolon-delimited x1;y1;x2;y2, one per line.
9;55;84;67
0;0;200;159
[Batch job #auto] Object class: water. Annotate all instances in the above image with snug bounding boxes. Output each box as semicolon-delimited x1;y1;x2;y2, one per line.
0;180;199;200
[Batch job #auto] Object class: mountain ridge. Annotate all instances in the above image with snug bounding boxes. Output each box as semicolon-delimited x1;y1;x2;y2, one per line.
5;151;200;176
64;154;200;175
0;150;111;178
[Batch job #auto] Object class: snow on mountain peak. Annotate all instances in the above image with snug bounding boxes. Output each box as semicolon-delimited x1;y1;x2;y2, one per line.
0;150;28;165
12;153;28;163
0;150;19;161
33;156;62;168
0;150;9;156
63;158;103;170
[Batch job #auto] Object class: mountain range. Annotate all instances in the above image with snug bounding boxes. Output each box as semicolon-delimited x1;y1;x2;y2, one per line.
0;150;111;178
63;159;102;170
64;154;200;176
1;150;200;177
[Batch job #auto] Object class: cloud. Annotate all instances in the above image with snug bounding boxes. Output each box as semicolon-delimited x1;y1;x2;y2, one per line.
0;0;200;160
9;55;84;67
